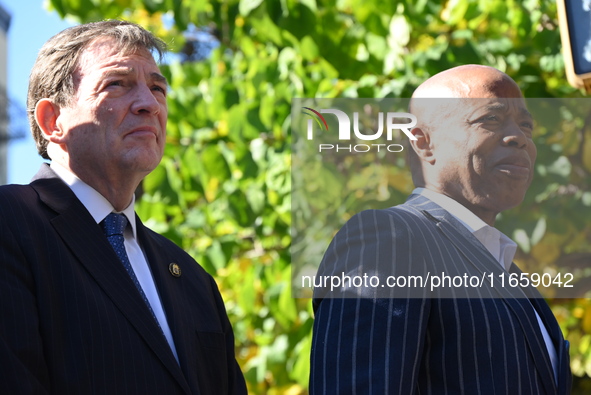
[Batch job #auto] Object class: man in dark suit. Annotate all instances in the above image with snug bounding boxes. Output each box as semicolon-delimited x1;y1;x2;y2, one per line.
0;20;246;394
310;65;572;394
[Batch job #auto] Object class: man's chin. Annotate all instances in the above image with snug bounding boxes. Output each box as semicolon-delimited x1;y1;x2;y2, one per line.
123;151;163;174
494;192;528;212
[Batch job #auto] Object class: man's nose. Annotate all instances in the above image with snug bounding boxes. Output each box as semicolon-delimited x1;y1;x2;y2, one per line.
502;121;529;149
131;84;162;115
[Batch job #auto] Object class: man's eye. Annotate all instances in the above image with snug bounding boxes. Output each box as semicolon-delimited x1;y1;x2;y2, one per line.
107;81;123;87
521;122;534;137
481;115;499;122
152;85;167;94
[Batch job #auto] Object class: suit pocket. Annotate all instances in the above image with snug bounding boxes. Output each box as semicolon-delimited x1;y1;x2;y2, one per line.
195;331;228;392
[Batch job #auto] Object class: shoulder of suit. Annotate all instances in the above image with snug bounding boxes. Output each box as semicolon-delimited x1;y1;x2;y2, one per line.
0;183;36;198
0;184;39;212
344;203;435;231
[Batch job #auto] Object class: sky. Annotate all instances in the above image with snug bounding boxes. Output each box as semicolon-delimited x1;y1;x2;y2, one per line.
2;0;75;184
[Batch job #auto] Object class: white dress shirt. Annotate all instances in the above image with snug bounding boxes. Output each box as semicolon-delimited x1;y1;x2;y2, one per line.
51;163;179;363
414;187;558;383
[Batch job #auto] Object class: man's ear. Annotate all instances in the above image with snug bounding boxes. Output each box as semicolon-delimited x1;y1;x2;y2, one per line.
34;99;65;143
409;126;435;165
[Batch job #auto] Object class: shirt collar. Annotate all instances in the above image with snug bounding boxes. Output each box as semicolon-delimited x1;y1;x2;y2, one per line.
413;187;517;270
50;162;137;238
414;187;488;232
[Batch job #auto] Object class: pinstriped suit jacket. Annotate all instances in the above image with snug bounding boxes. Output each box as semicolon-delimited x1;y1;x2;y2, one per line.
0;164;246;394
311;194;572;394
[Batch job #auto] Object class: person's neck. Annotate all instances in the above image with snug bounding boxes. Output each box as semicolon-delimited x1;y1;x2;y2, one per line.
459;201;496;226
66;164;141;212
420;184;498;227
88;181;136;212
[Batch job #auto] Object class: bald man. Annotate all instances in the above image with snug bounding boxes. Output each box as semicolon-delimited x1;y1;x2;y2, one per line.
310;65;572;394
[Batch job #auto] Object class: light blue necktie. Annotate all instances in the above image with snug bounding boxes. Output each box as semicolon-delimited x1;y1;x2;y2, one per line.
102;213;159;325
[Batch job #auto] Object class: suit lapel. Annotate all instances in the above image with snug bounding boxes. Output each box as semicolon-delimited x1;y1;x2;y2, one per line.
511;264;572;394
406;194;558;394
527;297;571;394
409;195;523;299
30;165;192;394
135;220;202;394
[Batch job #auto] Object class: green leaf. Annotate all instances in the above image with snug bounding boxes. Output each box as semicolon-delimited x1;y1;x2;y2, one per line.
228;190;256;227
531;216;546;246
388;14;410;47
547;156;572;178
239;0;264;16
206;240;227;271
142;163;167;194
300;35;319;61
514;228;531;253
300;0;317;12
201;145;232;183
48;0;67;17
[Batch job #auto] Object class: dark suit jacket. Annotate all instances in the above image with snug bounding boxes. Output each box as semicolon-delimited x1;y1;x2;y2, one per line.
311;194;572;394
0;164;247;394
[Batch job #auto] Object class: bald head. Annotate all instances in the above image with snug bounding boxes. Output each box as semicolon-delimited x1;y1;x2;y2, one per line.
409;65;522;123
408;65;525;144
407;65;535;225
412;65;521;100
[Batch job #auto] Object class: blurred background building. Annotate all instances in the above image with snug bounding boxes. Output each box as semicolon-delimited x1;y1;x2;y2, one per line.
0;3;10;185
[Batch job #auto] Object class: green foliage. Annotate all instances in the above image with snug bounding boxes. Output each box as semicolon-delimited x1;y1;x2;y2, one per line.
48;0;591;392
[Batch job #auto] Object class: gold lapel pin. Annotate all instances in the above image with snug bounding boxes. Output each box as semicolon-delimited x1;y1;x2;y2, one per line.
169;263;182;277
